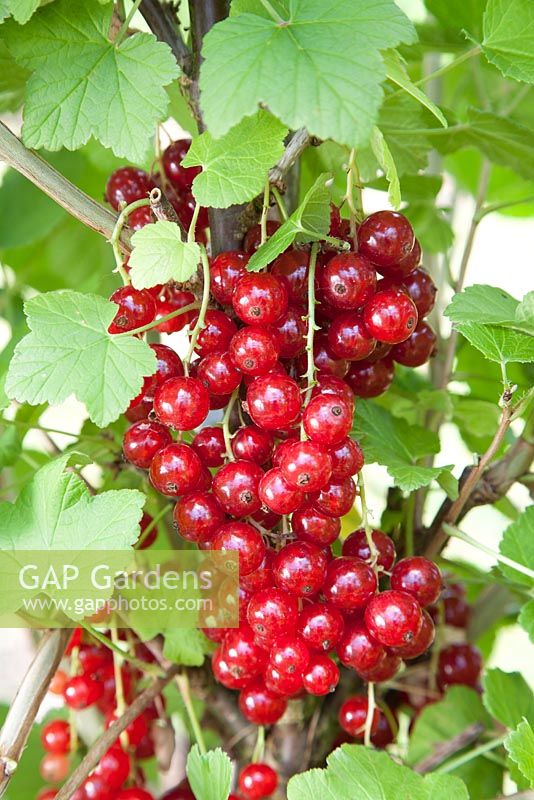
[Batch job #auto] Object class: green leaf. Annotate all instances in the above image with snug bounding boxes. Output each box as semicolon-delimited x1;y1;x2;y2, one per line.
452;397;501;439
505;720;534;787
186;744;232;800
129;222;201;290
182;110;287;208
6;0;178;161
445;284;519;326
0;40;29;111
483;668;534;729
456;322;534;364
425;0;486;38
352;400;455;492
247;173;331;272
516;291;534;334
0;425;21;469
499;506;534;587
163;629;207;667
403;202;454;254
0;0;41;24
0;454;144;549
5;291;156;428
519;599;534;644
370;126;401;209
383;49;447;127
482;0;534;84
379;94;432;176
199;0;416;147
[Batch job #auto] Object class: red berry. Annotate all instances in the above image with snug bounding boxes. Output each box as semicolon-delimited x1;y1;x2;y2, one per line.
363;289;418;344
391;556;441;607
247;588;298;640
279;440;332;491
153;377;209;430
391;321;437;367
329;437;364;480
401;267;437;318
106;167;155;210
437;643;482;690
212;460;263;518
149;443;202;497
247;374;302;431
230;326;280;376
264;663;303;695
232;425;274;465
336;620;385;673
259;467;304;515
328;312;376;361
150;342;184;381
271;249;309;303
273;541;328;597
311;476;356;518
365;340;393;363
391;237;421;277
191;426;226;467
365;589;423;647
358;211;415;269
193;309;238;357
297;602;344;651
239;679;288;724
222;625;268;678
342;529;396;571
311;374;355;414
173;492;225;543
238;763;278;800
78;644;111;675
49;670;68;696
37;790;58;800
197;352;242;396
298;332;348;379
161;779;195;800
122;421;172;469
41;720;70;754
212;647;251;690
392;608;435;659
269;633;310;675
272;307;306;358
40;752;69;784
115;789;155;800
105;711;148;748
210;251;249;304
212;522;266;576
319;252;376;310
95;746;130;790
323;557;377;610
442;582;470;628
162;139;200;189
359;653;402;685
64;674;103;709
292;503;341;546
243;221;281;253
303;393;352;447
339;695;380;738
232;273;288;325
302;654;339;695
108;286;156;334
241;551;275;593
154;288;196;334
346;357;395;398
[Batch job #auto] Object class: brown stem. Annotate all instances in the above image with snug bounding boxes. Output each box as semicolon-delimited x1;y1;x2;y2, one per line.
413;722;485;773
139;0;192;70
55;665;180;800
269;128;310;185
0;123;131;253
0;629;71;798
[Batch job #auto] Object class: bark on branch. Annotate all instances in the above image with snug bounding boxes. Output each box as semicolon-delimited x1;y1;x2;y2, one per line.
413;722;485;773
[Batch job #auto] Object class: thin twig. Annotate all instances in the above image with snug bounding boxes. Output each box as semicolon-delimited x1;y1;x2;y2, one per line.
269;128;311;185
413;723;485;773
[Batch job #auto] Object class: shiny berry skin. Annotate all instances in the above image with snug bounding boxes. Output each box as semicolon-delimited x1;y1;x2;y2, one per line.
78;643;112;674
328;312;376;361
139;514;159;548
365;589;423;647
239;679;288;725
238;763;278;800
391;556;441;607
298;331;349;378
271;249;309;303
95;746;131;789
162;139;200;189
232;273;288;325
49;670;68;696
329;438;364;480
401;267;437;318
108;286;156;334
230;326;280;376
319;252;376;310
37;790;58;800
337;620;385;673
247;588;298;640
259;467;304;515
213;647;251;690
270;633;310;675
273;541;328;597
442;582;470;628
241;551;275;593
64;674;103;709
153;376;209;430
83;773;116;799
392;609;435;659
149;443;202;497
346;357;395;398
212;522;266;576
311;476;357;518
311;374;355;415
243;221;281;252
292;503;341;546
342;529;396;571
297;602;344;651
212;460;263;517
323;557;377;610
358;211;415;269
264;663;303;695
173;492;225;543
41;720;70;754
339;696;380;738
394;236;421;275
154;289;196;334
115;789;155;800
197;352;242;395
303;393;352;447
105;711;148;748
363;288;418;344
247;374;302;431
210;251;249;304
193;309;237;357
122;421;172;469
302;654;339;695
161;779;196;800
150;343;184;383
232;425;274;465
437;643;482;690
273;307;306;358
222;625;268;678
40;752;69;784
391;321;437;367
360;651;402;682
191;426;226;467
279;440;332;491
106;167;155;210
365;340;393;363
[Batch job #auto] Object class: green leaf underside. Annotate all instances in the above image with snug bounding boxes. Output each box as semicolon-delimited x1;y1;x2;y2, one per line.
163;628;207;666
5;0;178;161
186;745;232;800
383;49;447;127
370;126;401;209
129;222;201;290
183;110;287;208
5;291;156;427
352;400;456;492
505;720;534;787
482;0;534;84
246;173;331;272
483;668;534;729
199;0;416;147
499;506;534;587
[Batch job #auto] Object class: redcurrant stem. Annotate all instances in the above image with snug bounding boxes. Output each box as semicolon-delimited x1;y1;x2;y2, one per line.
136;503;173;548
252;725;265;762
443;523;534;580
271;186;289;221
115;0;143;44
175;671;207;755
260;177;271;246
114;302;201;338
69;646;80;755
187;203;201;244
378;700;399;739
183;246;210;376
0;418;102;442
344;148;363;241
436;733;507;774
357;472;379;564
222;388;239;460
110;197;151;284
79;622;164;677
110;624;129;749
363;681;375;747
404;492;415;557
300;243;320;440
